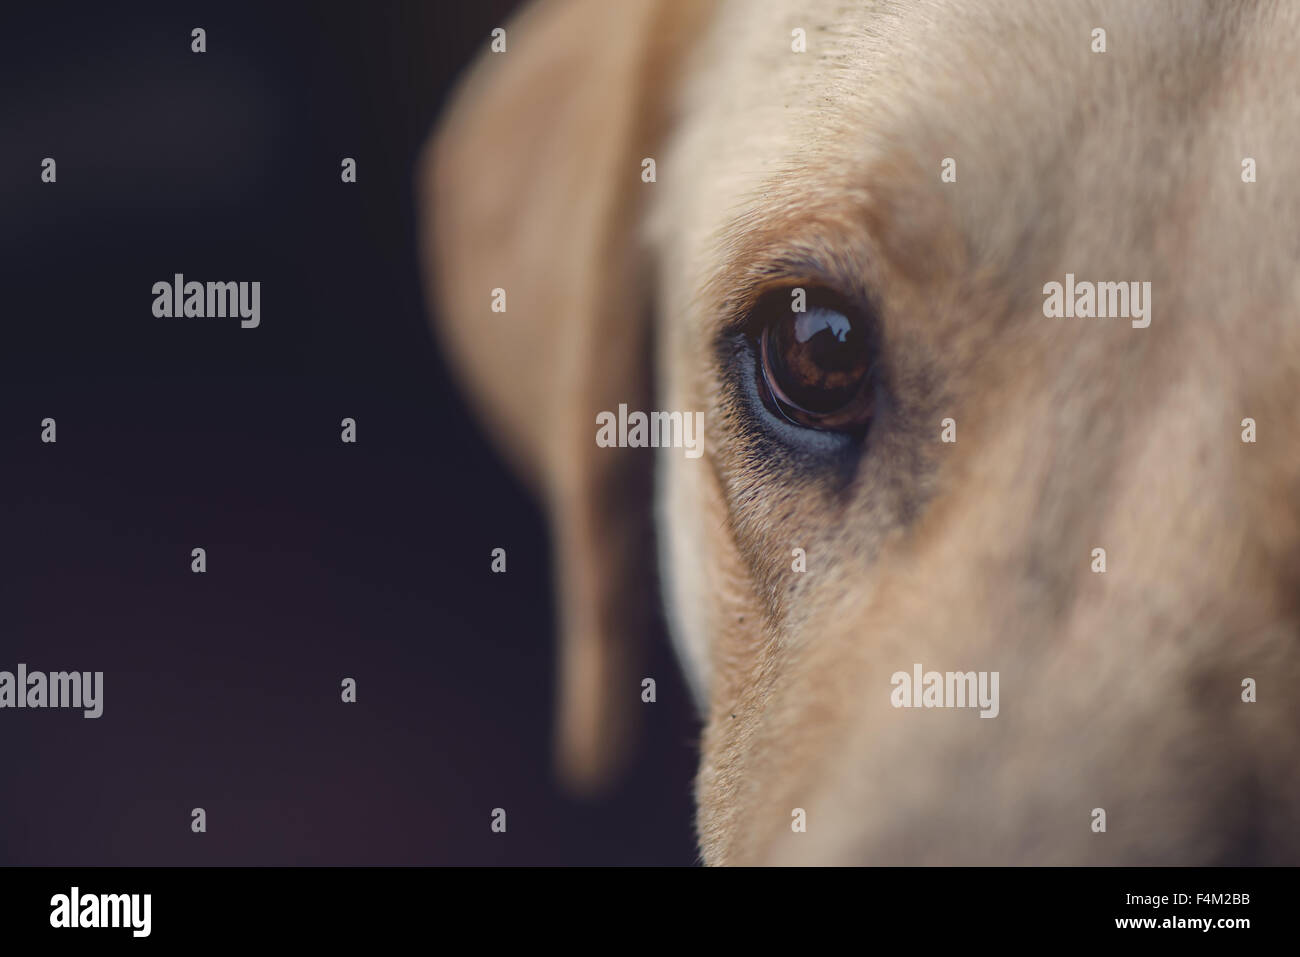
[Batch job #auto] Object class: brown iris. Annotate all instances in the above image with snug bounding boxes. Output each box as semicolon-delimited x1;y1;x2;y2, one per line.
759;304;875;431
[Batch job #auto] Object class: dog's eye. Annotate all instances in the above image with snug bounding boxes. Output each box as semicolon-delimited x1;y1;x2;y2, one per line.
758;302;875;432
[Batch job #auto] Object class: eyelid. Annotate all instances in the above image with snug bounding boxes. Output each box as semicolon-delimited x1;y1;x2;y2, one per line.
709;233;884;335
737;283;868;344
715;273;830;337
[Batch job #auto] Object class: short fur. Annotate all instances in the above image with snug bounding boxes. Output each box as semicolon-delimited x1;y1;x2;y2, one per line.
422;0;1300;863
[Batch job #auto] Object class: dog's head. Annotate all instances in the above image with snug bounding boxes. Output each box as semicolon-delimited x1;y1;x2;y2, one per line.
421;0;1300;864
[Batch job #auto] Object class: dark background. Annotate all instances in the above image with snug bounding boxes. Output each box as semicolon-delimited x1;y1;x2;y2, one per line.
0;1;698;865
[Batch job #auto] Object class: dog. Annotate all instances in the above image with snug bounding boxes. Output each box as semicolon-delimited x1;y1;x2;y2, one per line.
420;0;1300;864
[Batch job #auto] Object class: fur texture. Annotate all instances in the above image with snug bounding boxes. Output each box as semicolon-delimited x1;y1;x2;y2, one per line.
424;0;1300;864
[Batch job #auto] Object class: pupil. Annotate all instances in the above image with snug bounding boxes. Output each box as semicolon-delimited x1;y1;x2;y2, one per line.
770;307;870;413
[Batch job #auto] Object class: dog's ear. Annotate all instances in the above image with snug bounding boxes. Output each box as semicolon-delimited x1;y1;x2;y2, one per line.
418;0;707;793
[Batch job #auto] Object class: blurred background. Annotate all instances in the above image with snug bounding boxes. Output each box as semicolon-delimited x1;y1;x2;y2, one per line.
0;0;698;865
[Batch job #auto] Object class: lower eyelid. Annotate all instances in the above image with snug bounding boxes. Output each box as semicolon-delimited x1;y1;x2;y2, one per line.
729;333;856;455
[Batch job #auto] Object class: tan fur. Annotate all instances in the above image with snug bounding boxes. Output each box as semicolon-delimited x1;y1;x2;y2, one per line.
423;0;1300;862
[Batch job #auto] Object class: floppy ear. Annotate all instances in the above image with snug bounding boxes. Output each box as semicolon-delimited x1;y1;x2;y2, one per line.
418;0;708;793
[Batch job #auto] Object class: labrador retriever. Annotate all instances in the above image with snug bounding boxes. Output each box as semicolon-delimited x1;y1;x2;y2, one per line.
420;0;1300;864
